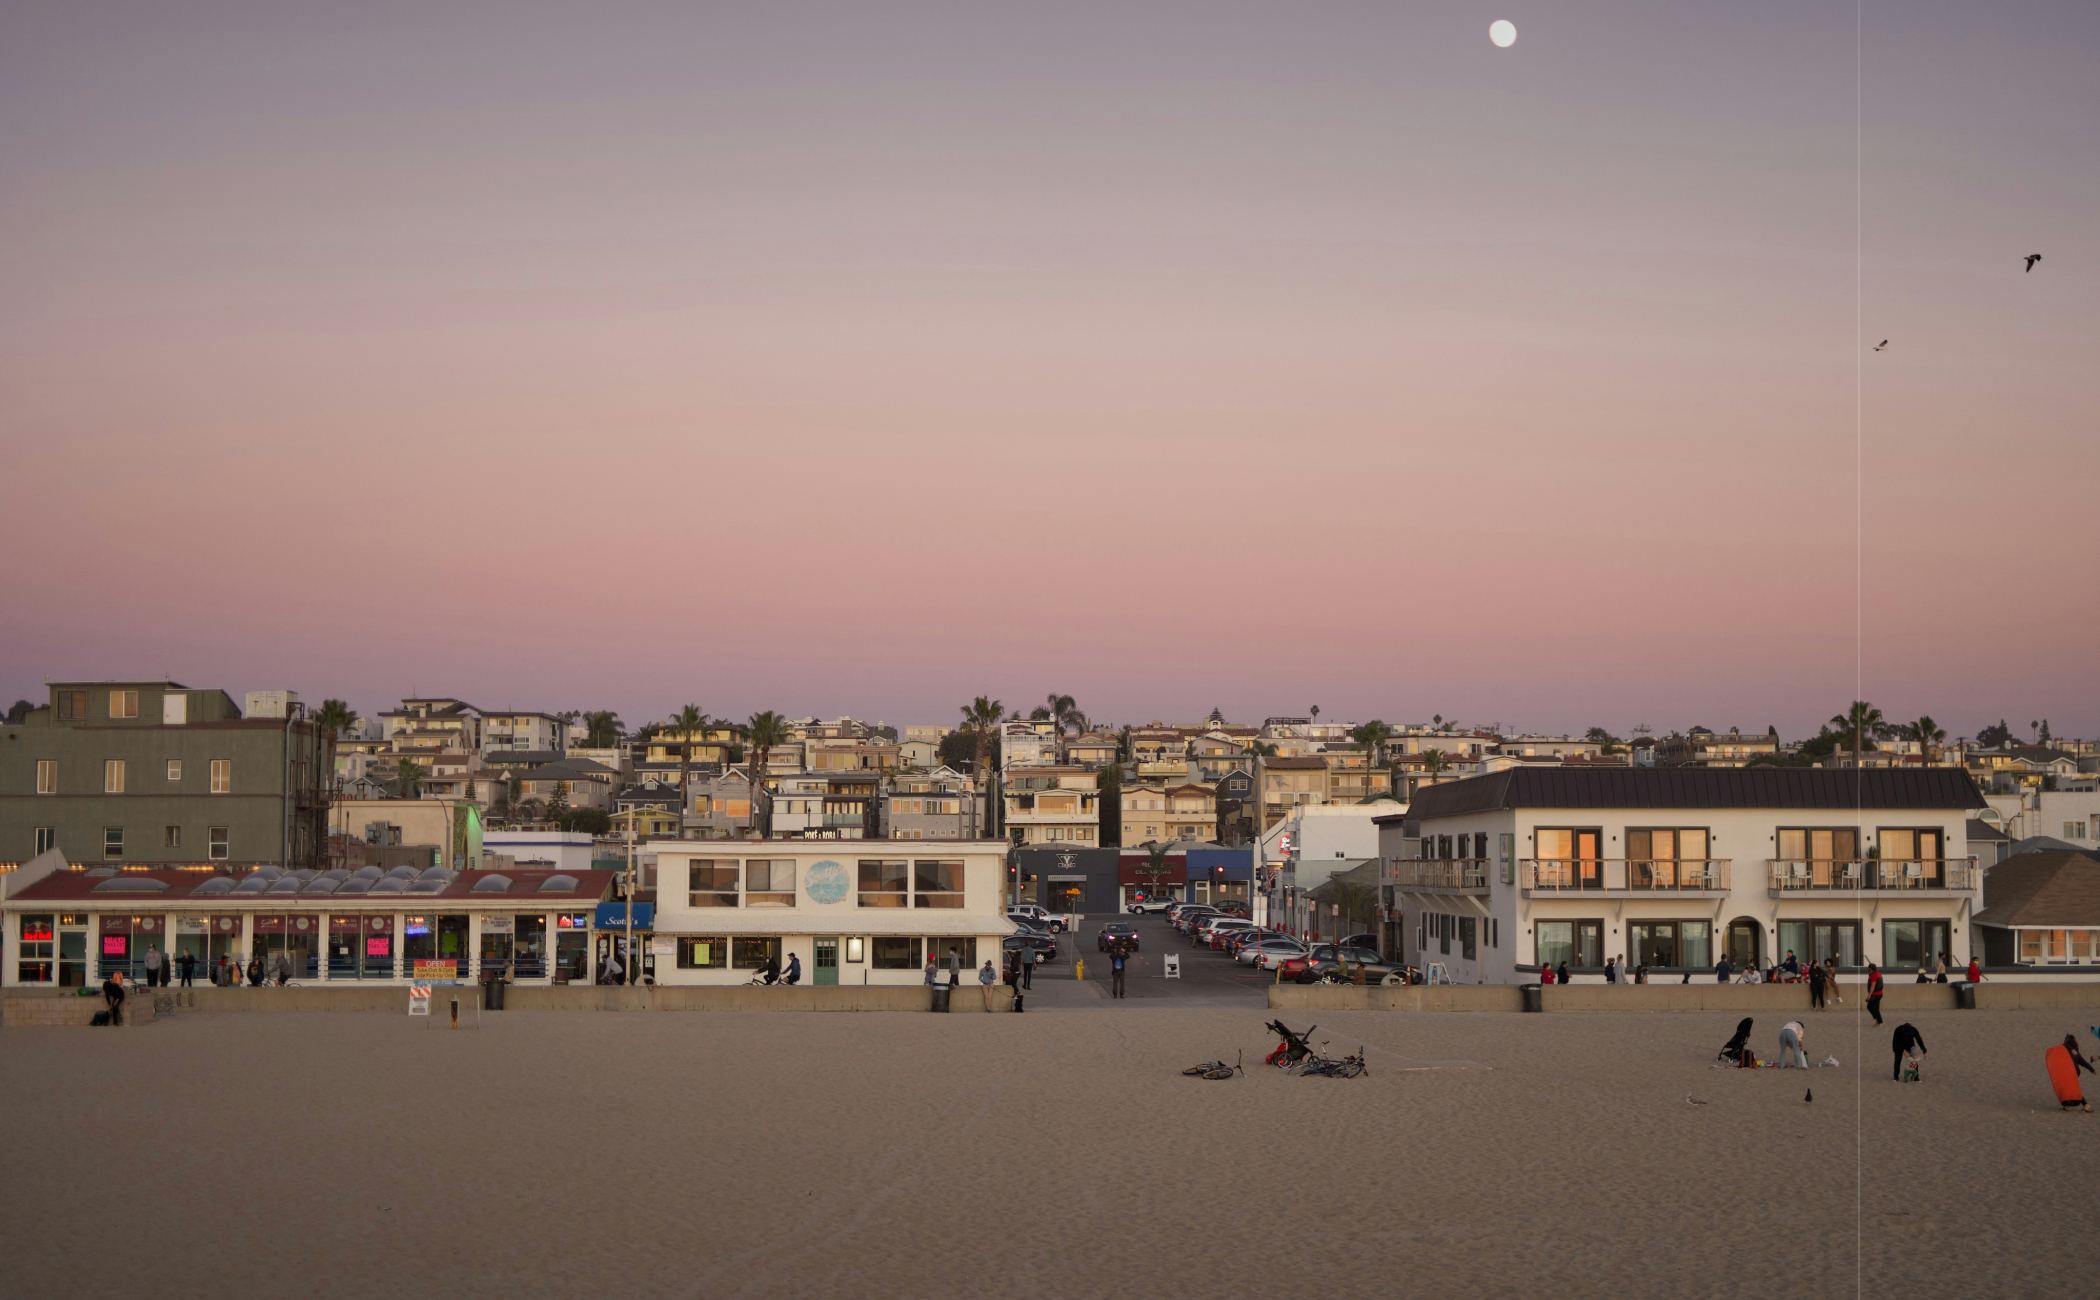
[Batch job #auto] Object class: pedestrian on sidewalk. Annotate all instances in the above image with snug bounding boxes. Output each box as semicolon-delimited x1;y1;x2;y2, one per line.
1109;946;1129;999
177;950;196;988
144;946;164;989
1023;947;1036;990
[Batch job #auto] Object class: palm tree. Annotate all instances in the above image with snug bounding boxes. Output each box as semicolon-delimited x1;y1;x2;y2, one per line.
672;703;708;816
583;710;622;748
960;696;1004;831
1044;693;1077;734
394;758;425;799
1829;701;1888;760
1310;705;1320;722
1906;716;1946;765
1251;740;1279;757
313;697;358;796
743;711;790;836
1421;749;1450;778
1431;714;1443;729
1350;719;1394;768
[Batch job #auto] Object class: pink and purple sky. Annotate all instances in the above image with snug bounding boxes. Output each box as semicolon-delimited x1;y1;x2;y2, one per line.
2;2;2094;738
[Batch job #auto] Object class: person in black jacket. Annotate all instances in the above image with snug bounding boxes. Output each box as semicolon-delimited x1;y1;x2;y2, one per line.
1808;960;1828;1010
101;970;127;1026
1892;1022;1927;1081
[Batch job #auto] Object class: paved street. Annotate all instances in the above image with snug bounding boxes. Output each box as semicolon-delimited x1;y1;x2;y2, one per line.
1019;912;1276;1008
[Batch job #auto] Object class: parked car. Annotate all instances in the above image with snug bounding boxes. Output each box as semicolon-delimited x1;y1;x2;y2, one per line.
1205;919;1258;950
1213;899;1251;918
1241;937;1307;968
1097;922;1141;952
1298;944;1405;984
1007;905;1066;933
1173;907;1220;935
1010;920;1055;941
1003;934;1059;963
1339;933;1380;952
1226;928;1277;956
1127;895;1179;914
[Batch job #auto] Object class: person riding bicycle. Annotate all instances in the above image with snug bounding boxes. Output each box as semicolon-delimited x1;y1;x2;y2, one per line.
782;953;802;986
761;953;782;986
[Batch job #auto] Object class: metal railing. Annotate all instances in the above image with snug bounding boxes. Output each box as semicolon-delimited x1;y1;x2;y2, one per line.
1383;859;1491;891
1520;859;1732;892
1765;858;1976;892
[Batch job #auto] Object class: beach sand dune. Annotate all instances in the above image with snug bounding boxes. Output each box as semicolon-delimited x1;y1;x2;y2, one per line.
4;1007;2094;1298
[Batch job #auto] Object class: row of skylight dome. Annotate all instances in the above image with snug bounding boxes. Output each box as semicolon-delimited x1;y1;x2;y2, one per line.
90;867;581;896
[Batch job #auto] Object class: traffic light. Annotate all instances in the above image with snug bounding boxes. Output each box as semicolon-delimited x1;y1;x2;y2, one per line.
1213;864;1225;881
1008;864;1017;880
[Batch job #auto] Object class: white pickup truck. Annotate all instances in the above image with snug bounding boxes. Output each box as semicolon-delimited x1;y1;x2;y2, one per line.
1006;904;1067;933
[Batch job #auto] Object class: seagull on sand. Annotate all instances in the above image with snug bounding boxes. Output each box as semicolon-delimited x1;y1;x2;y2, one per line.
2024;254;2042;272
1686;1094;1709;1106
1873;340;1888;351
1804;1088;1814;1104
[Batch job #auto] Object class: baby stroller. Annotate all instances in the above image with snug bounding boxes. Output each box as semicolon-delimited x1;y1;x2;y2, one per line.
1264;1019;1317;1070
1718;1017;1754;1066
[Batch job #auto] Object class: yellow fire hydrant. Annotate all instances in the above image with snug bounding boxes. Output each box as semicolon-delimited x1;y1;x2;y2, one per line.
1075;957;1085;983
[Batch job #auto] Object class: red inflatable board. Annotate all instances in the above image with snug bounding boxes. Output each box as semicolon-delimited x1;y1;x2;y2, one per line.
2046;1044;2084;1107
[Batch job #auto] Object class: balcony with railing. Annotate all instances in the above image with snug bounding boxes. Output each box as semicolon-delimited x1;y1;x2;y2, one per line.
1766;858;1976;894
1383;858;1491;894
1519;859;1732;895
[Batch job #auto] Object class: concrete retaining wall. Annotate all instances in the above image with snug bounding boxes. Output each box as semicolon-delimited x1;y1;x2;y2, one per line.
1270;982;2100;1013
3;991;165;1027
7;984;1013;1018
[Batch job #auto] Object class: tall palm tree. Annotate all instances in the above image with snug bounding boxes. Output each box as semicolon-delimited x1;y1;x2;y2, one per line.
1829;701;1887;760
961;697;1004;833
1350;719;1393;768
313;697;358;792
744;711;790;836
583;710;622;748
394;758;425;800
672;703;708;816
1907;716;1946;765
1421;749;1450;777
1044;693;1080;735
1310;705;1320;722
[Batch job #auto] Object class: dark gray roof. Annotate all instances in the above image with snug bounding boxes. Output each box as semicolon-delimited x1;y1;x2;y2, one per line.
1966;818;2010;842
1407;768;1986;819
1974;851;2100;928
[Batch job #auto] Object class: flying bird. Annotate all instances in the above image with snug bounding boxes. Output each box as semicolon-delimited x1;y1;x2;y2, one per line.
2024;254;2042;272
1873;340;1888;351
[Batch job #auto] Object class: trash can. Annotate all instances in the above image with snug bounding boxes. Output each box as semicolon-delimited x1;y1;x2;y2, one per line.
930;985;952;1013
484;976;506;1011
1521;983;1543;1013
1954;983;1975;1010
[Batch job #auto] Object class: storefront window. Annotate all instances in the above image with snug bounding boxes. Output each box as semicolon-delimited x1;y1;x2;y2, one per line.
436;915;469;972
688;861;738;907
480;915;515;975
17;914;55;983
912;860;964;908
676;936;728;969
872;936;919;969
514;915;547;978
928;937;977;967
554;912;589;981
731;936;780;969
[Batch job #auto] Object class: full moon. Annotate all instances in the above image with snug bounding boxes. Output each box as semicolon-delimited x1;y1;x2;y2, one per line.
1489;19;1517;48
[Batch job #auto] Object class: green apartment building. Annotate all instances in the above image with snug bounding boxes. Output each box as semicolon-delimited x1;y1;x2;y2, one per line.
1;681;328;870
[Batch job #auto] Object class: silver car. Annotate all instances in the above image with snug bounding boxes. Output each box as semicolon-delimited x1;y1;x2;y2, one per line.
1241;936;1308;969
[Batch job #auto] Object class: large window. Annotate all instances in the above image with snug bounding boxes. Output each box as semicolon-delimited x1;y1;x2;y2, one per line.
36;760;56;794
872;936;920;969
103;826;123;859
1876;828;1947;885
1534;828;1603;888
730;936;780;970
913;860;964;908
1778;920;1862;968
1628;920;1710;969
928;937;978;969
1776;828;1860;887
56;690;86;720
1535;919;1603;969
109;690;138;719
210;760;232;794
675;936;728;969
745;859;796;907
858;859;908;907
104;760;126;793
17;914;55;983
2017;929;2100;965
1883;919;1950;970
208;826;229;860
687;861;738;907
1626;828;1711;888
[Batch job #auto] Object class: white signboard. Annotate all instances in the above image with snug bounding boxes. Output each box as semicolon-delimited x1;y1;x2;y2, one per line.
408;984;432;1016
1163;953;1181;980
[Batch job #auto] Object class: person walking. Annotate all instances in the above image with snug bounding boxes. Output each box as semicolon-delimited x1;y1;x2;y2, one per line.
1603;956;1618;985
177;949;196;989
246;953;264;987
1865;962;1885;1025
922;954;939;987
1824;957;1842;1005
1715;954;1732;984
1933;951;1950;984
1540;963;1555;987
1556;960;1570;986
1024;946;1037;990
1109;947;1128;999
1966;955;1984;984
1892;1022;1927;1080
144;945;164;989
102;969;127;1026
944;946;961;988
1777;1019;1808;1069
1807;959;1827;1010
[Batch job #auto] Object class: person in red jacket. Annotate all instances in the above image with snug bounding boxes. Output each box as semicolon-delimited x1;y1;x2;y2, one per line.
1865;962;1885;1025
1967;957;1985;984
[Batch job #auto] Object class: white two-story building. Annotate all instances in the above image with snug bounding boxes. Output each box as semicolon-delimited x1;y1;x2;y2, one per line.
648;839;1012;985
1380;768;1985;983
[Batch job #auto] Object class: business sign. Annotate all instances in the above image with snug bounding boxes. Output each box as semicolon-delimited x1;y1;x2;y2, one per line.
556;912;590;930
412;959;458;981
594;901;655;930
480;914;514;934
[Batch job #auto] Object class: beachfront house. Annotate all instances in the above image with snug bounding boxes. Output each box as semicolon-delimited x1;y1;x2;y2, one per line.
1380;768;1985;983
647;839;1013;986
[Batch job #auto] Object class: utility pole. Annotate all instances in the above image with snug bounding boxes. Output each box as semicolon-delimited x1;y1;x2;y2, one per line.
623;820;636;990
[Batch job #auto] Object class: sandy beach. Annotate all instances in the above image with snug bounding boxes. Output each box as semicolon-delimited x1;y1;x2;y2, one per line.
5;1005;2096;1299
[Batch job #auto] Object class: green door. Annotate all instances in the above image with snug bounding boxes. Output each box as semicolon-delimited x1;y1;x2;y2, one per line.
814;938;839;986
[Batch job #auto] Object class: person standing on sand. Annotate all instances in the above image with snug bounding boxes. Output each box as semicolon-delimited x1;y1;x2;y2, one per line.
1825;957;1842;1005
1777;1020;1808;1069
1808;959;1827;1010
1866;963;1885;1025
1892;1022;1926;1081
1715;954;1731;984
